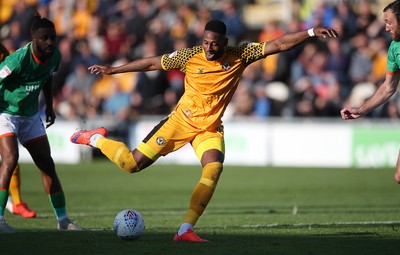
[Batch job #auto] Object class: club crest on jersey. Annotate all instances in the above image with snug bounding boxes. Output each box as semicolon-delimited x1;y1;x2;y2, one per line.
222;62;231;71
156;136;166;146
0;65;11;78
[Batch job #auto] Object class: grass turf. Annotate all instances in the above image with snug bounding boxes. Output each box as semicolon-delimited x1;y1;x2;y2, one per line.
1;160;399;255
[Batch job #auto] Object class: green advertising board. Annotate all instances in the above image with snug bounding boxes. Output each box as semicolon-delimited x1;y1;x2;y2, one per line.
352;127;400;168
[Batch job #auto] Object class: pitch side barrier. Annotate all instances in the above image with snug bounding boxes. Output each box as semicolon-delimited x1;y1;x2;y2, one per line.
17;117;400;168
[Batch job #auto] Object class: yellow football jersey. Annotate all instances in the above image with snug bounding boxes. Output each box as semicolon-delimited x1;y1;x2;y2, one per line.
161;42;266;130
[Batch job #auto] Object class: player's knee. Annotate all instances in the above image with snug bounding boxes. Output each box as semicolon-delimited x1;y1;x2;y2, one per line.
201;162;223;188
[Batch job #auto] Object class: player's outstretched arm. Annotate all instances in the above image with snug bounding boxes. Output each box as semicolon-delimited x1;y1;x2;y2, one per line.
263;27;339;55
340;73;400;120
88;56;163;75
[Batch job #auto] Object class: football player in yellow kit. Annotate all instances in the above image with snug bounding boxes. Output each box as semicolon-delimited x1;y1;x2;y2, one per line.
72;20;338;242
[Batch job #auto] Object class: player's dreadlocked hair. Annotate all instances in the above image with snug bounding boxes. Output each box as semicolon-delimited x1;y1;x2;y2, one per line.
30;13;55;36
384;0;400;22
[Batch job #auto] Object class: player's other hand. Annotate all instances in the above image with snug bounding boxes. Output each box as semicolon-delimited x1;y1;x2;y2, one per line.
88;65;113;75
314;27;339;38
340;107;364;120
45;107;56;128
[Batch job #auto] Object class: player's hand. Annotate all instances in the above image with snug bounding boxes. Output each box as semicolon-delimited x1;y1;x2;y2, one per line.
88;65;113;75
340;107;364;120
313;27;339;39
45;107;56;128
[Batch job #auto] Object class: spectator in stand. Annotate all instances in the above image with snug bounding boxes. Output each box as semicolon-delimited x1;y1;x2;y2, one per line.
71;0;93;40
6;1;37;43
290;42;318;84
103;19;129;63
258;21;285;82
293;77;317;116
325;37;351;95
147;17;175;55
52;37;74;101
369;37;389;84
347;32;374;85
71;39;102;69
232;83;256;117
187;6;212;46
49;0;72;38
85;14;107;61
212;0;244;45
132;33;171;115
102;78;133;138
355;0;377;34
334;1;358;41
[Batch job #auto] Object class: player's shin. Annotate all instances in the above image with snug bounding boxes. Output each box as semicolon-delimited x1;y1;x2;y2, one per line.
96;138;139;173
183;162;223;225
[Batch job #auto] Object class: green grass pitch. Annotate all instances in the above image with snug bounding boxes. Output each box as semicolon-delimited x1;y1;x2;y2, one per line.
1;160;399;255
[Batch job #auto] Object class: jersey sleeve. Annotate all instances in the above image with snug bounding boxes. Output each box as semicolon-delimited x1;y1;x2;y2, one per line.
161;46;202;73
0;53;21;83
387;41;399;73
231;42;267;65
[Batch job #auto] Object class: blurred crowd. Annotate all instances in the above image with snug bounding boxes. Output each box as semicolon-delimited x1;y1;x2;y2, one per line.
1;0;399;132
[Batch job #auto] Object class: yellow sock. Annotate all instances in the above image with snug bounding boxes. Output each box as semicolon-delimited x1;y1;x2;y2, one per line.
183;162;223;225
97;137;139;173
9;164;22;205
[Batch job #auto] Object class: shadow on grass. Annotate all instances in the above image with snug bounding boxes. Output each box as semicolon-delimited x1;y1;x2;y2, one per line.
1;229;399;255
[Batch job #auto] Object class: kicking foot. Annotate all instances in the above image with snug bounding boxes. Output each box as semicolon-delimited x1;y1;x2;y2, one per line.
70;127;108;146
173;229;208;242
13;202;36;218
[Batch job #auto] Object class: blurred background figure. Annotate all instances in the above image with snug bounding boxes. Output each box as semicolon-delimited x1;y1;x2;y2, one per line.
0;0;395;144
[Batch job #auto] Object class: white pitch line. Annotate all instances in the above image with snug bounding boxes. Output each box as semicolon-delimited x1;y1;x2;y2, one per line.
238;221;400;229
79;221;400;232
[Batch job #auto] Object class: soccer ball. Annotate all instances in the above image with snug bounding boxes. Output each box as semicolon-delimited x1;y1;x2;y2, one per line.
113;209;145;240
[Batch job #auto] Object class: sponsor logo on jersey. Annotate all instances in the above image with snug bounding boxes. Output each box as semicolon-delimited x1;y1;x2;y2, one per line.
0;65;11;78
26;85;41;93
